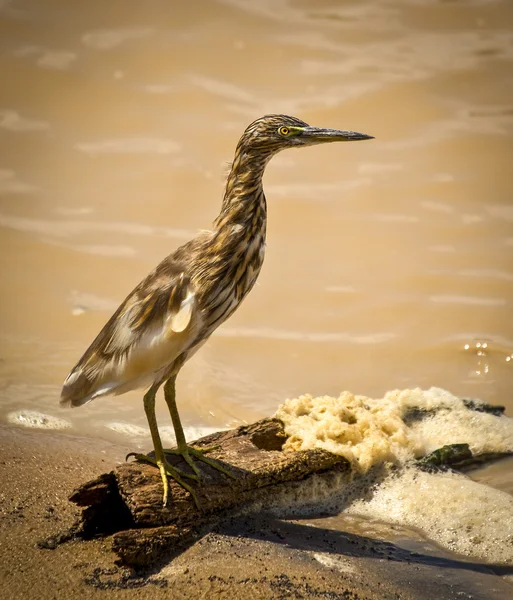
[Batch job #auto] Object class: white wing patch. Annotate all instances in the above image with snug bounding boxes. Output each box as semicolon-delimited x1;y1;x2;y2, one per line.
63;369;81;387
169;289;195;333
90;381;119;399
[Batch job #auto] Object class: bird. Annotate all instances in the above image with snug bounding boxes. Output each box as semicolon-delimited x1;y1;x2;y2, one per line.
61;114;373;507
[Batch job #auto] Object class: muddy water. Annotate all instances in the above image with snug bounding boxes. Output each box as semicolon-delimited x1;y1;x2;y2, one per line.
0;0;512;563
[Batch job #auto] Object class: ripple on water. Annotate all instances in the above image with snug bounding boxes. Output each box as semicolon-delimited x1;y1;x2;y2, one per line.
0;213;193;240
14;45;76;70
429;295;507;307
217;327;397;345
0;170;37;194
81;28;153;50
74;138;181;156
0;110;49;132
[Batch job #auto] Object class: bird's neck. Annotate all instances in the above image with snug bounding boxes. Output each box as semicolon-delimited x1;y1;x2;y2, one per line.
214;149;269;233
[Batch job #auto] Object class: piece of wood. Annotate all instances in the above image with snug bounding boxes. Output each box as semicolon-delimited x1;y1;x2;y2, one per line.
69;418;351;567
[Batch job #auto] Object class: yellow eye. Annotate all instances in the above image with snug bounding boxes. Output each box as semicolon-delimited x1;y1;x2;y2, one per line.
279;126;290;136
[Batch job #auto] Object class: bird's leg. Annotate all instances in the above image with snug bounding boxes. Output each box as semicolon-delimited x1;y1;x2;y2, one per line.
162;376;235;480
127;383;199;507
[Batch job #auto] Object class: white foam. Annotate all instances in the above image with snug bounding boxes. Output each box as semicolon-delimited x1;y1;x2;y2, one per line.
276;390;413;473
345;467;513;564
161;425;227;444
106;422;149;437
7;410;71;430
409;403;513;456
274;387;513;563
104;422;225;444
276;387;513;472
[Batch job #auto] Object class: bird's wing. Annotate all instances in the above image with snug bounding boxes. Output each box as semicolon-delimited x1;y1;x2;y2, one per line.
61;267;197;407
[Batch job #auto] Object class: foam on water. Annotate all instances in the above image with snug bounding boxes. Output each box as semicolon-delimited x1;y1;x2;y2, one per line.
275;387;513;563
161;425;226;443
106;422;149;437
276;389;412;472
345;467;513;564
276;387;513;472
105;422;225;444
7;410;71;430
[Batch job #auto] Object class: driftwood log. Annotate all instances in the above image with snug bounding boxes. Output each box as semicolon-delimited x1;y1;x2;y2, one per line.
69;418;351;567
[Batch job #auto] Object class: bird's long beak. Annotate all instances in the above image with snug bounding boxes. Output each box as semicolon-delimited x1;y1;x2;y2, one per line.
301;126;374;142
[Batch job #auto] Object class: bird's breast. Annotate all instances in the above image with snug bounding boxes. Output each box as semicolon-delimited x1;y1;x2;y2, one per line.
197;234;265;336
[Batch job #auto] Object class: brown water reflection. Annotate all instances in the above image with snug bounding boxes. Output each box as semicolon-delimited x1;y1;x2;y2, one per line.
0;1;512;453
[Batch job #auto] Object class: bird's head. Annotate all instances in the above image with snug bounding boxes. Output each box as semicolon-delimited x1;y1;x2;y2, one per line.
237;114;373;158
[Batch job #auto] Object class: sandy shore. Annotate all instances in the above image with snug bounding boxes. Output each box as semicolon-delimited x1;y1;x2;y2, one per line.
0;425;511;600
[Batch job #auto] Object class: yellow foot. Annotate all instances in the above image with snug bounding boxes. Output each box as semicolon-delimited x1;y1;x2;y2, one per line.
163;445;236;481
126;452;199;508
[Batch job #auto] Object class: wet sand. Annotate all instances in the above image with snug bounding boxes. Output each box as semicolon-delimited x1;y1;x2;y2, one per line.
1;424;511;600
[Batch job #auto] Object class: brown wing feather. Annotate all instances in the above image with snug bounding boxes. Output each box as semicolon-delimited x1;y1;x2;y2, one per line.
61;261;192;407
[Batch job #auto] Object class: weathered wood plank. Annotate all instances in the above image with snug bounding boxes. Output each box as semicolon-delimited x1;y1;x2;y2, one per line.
69;418;351;566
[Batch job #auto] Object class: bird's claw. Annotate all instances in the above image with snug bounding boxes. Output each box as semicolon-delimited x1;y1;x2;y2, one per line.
126;452;200;507
164;445;236;481
126;452;198;480
126;445;234;509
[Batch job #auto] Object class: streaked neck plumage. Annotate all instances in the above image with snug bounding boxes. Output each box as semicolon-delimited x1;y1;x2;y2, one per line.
214;148;270;233
194;147;271;332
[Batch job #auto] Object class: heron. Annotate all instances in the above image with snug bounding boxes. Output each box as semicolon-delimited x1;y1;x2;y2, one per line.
61;114;373;506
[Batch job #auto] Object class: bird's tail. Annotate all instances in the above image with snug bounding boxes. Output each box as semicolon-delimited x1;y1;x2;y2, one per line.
60;367;100;407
